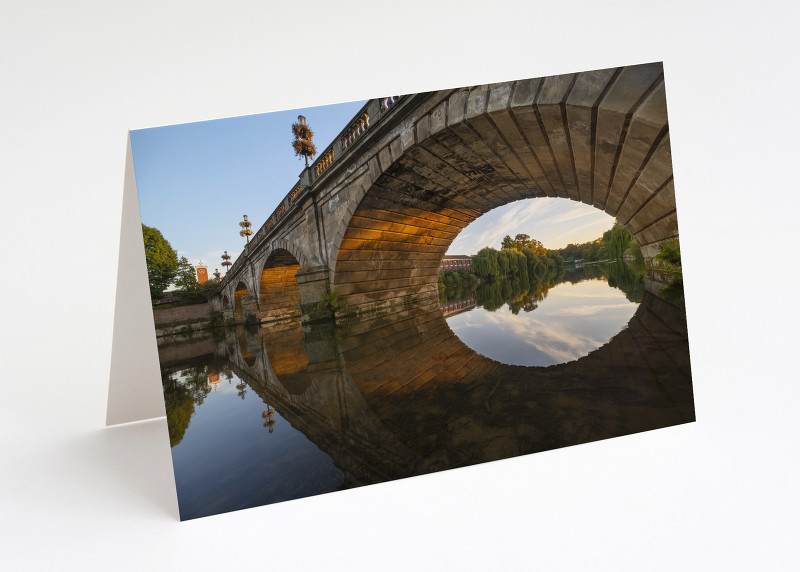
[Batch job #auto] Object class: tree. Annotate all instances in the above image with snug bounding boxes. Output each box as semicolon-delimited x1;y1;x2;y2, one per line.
473;247;500;277
291;115;317;167
501;235;516;250
497;249;511;275
528;238;546;256
142;224;178;299
603;222;633;260
197;277;223;300
514;233;531;249
656;238;681;266
174;256;198;294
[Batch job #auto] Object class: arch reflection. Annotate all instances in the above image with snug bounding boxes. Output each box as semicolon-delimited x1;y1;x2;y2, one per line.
159;273;693;517
439;262;647;367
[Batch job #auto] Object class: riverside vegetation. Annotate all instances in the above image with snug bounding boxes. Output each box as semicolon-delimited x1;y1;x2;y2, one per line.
437;223;675;313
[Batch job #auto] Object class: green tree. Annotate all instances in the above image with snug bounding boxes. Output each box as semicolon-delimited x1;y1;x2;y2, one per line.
501;235;516;250
528;238;546;256
197;277;223;300
497;249;511;275
142;224;178;299
514;233;531;248
603;222;633;260
174;256;198;294
656;238;681;266
162;366;212;447
625;237;644;262
473;247;500;277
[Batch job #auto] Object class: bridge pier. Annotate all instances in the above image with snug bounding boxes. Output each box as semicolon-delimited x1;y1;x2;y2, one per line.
295;265;332;322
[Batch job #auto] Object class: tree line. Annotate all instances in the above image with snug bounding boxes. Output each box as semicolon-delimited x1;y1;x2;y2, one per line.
471;239;564;281
441;259;648;313
143;224;222;304
554;222;641;263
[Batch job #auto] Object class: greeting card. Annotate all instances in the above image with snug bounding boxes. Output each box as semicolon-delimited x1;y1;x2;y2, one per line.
109;62;694;520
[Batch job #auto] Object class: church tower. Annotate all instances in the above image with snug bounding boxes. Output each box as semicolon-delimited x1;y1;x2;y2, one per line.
196;259;208;284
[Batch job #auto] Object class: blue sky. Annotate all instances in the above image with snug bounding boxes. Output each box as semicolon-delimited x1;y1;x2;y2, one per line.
131;99;368;273
131;102;614;272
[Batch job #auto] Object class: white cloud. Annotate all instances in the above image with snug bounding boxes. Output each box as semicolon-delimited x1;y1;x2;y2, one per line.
446;198;615;254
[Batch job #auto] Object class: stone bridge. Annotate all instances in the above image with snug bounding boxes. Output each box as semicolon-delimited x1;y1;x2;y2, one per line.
215;62;677;323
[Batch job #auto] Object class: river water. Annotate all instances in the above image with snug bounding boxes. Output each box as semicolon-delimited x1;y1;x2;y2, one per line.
159;263;694;520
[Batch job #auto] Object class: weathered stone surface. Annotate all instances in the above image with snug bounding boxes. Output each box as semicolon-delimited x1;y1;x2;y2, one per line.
217;64;678;317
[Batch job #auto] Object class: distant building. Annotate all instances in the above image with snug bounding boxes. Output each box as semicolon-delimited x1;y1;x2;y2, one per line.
441;292;477;317
440;255;473;273
196;260;208;284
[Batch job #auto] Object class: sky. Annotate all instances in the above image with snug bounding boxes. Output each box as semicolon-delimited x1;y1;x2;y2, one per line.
131;99;368;273
449;198;614;255
131;103;615;273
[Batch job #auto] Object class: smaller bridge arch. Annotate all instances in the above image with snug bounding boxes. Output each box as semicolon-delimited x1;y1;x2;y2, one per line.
232;280;258;323
257;247;303;323
221;294;233;322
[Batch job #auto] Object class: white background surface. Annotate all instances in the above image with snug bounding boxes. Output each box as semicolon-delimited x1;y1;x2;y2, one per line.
2;1;798;569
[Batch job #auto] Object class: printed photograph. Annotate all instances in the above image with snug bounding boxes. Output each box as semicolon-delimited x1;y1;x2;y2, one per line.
132;61;694;520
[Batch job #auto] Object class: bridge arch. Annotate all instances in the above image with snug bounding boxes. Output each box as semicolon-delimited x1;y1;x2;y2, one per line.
221;294;232;321
330;63;675;309
256;246;303;323
233;280;258;323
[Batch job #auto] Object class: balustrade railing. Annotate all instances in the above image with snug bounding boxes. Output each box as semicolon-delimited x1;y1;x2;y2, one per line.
341;112;370;150
221;94;406;283
380;96;399;112
314;149;334;177
288;182;302;204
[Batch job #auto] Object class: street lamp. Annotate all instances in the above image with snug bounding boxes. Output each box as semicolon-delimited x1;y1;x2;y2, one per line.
239;214;253;243
213;268;221;280
221;251;231;273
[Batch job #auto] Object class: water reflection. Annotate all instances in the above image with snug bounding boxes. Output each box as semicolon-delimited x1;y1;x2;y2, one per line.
439;263;646;367
159;265;694;519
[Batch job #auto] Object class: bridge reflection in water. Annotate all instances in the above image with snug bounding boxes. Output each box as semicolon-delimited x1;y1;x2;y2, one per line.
159;277;693;519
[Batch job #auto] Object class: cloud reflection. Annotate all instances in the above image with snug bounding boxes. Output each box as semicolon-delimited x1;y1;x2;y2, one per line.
446;280;638;367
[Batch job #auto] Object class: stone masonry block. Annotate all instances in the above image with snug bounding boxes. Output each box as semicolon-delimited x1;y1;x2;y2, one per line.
566;68;618;107
537;73;575;105
486;82;513;114
447;90;468;126
465;85;489;119
430;101;447;135
378;145;393;172
510;77;543;108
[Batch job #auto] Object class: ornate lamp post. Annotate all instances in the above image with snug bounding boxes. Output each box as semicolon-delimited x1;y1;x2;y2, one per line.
221;251;231;273
213;268;221;280
239;214;253;243
291;115;317;167
262;405;276;433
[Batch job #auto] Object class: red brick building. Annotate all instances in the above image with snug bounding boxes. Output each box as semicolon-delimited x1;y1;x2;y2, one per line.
441;292;477;317
439;255;473;272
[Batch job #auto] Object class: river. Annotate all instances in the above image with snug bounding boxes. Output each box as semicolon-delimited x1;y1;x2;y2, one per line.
158;262;694;519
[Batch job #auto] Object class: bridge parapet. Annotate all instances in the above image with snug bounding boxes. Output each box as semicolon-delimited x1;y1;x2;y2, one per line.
221;95;406;285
